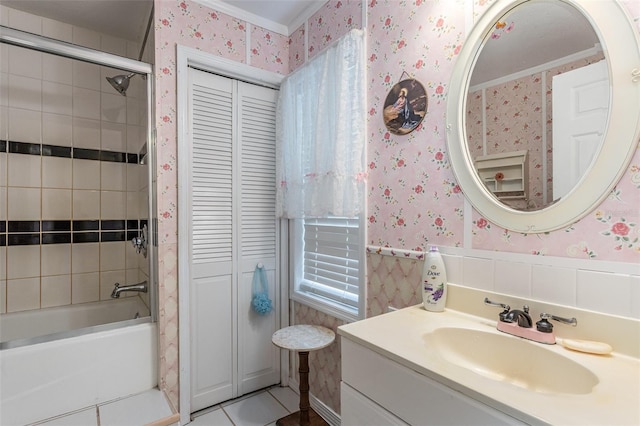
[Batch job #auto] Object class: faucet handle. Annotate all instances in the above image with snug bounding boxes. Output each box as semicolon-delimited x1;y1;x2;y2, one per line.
484;297;511;322
540;313;577;326
484;297;510;312
536;313;577;333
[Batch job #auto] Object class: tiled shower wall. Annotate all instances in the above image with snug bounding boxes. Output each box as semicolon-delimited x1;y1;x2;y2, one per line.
0;7;149;314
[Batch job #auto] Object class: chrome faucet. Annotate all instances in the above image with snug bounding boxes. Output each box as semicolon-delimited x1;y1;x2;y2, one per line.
503;305;533;328
111;281;148;298
484;297;577;344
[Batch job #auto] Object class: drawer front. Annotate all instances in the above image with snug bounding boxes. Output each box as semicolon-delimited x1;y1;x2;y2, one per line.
341;382;409;426
341;338;523;425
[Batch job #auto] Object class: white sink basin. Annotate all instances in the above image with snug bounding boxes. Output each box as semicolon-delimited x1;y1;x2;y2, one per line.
424;327;599;394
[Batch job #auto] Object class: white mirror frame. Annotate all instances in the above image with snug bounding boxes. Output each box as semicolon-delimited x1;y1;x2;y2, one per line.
446;0;640;233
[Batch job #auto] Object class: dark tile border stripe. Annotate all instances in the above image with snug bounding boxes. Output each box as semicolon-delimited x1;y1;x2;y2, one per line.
6;141;138;164
3;219;141;245
8;234;40;246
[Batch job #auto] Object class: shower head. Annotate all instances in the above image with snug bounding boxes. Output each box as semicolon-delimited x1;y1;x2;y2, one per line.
106;73;136;96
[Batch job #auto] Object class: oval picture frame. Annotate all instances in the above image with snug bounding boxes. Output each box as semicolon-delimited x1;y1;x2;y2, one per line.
382;78;428;135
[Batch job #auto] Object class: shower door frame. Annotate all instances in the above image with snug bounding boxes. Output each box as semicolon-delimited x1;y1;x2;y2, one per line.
0;25;158;323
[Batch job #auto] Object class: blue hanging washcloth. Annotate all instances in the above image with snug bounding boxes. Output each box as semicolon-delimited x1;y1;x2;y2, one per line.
251;263;273;315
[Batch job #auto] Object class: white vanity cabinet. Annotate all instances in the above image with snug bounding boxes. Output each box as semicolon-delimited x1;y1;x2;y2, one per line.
340;337;524;426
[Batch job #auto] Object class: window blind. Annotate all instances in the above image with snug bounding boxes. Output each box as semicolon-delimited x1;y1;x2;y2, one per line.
300;217;360;311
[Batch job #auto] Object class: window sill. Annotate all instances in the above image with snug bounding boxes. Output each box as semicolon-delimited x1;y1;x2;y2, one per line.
290;291;360;324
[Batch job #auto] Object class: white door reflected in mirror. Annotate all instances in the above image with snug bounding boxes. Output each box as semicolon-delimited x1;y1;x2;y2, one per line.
552;60;609;201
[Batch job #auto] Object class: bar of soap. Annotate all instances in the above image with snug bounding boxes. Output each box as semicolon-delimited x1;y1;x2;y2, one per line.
561;339;612;355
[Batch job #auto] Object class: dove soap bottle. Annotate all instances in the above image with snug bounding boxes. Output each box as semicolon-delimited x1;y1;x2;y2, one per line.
421;246;447;312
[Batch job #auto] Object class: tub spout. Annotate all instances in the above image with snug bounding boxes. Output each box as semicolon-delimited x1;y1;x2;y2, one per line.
111;281;148;298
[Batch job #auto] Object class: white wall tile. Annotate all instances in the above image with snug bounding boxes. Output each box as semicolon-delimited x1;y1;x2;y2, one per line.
101;162;126;191
42;244;71;276
0;187;5;220
43;113;73;146
0;246;6;280
8;45;42;80
494;260;531;297
0;5;9;26
8;75;41;111
41;274;71;308
7;245;41;279
72;27;101;50
100;270;125;300
41;17;73;43
72;190;100;219
42;188;72;219
100;241;126;271
7;153;41;188
126;124;143;153
71;272;99;304
73;61;101;91
462;257;494;290
8;187;40;220
127;191;140;219
126;97;140;124
7;8;41;34
125;243;140;271
101;191;126;219
101;121;127;152
7;277;40;312
72;87;100;120
1;72;8;106
126;164;139;191
42;156;73;188
43;81;73;116
101;35;127;56
531;265;577;306
0;44;7;75
0;279;6;314
72;159;101;190
576;270;633;317
42;53;73;85
0;153;7;187
72;117;101;150
9;108;41;143
101;92;127;123
0;107;7;154
442;254;463;285
71;242;99;274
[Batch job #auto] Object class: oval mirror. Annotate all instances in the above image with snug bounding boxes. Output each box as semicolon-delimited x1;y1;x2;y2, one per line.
446;0;640;233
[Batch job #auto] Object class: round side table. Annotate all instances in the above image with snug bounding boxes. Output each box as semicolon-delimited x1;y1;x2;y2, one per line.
272;325;335;426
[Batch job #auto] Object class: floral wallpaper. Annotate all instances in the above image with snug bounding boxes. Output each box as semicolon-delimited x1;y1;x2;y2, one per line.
152;0;640;415
366;0;467;250
308;0;363;59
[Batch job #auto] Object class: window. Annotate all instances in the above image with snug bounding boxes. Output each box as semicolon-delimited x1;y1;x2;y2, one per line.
291;216;364;321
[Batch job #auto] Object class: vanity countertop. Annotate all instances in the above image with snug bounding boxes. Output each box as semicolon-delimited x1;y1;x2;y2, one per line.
338;305;640;425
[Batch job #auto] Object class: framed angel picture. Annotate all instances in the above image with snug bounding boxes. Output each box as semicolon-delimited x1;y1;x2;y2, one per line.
382;78;428;135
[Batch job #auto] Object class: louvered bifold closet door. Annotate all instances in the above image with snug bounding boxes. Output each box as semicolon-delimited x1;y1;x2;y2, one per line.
189;69;236;411
236;81;280;395
188;68;280;412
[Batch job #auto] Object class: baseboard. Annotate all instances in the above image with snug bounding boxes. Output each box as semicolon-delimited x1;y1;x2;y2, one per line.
287;379;341;426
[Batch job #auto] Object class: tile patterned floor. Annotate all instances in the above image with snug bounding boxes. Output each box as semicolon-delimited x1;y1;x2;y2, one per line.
29;386;299;426
191;386;300;426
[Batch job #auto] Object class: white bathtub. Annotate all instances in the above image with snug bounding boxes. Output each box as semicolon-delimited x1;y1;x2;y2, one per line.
0;297;150;345
0;298;157;425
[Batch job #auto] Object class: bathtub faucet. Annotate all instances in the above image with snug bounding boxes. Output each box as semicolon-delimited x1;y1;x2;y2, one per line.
111;281;148;298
